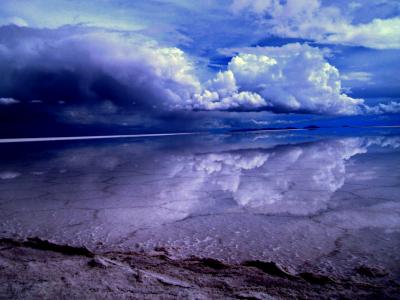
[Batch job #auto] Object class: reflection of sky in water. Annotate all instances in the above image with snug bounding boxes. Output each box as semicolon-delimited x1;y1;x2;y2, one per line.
0;132;400;272
189;139;365;214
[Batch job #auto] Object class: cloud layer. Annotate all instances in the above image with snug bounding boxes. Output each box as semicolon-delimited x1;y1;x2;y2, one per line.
0;24;398;128
231;0;400;49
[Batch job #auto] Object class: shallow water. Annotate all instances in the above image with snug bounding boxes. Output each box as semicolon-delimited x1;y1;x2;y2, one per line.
1;129;400;276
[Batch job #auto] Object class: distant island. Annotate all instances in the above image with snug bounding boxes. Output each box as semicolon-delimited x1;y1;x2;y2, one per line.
230;125;320;133
303;125;320;130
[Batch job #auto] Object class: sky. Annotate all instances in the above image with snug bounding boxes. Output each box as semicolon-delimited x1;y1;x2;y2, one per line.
0;0;399;137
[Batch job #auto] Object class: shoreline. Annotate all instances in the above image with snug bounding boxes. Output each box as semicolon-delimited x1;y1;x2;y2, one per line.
1;237;398;299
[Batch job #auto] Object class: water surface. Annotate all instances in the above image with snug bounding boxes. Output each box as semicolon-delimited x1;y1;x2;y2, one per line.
1;129;399;276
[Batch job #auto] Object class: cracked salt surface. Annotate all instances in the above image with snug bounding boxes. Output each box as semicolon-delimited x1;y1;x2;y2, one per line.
0;130;399;276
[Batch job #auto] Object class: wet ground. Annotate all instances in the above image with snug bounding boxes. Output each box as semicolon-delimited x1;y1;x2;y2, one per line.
0;128;399;298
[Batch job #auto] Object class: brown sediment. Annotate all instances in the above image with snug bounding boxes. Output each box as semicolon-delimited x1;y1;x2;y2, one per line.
0;238;399;299
0;237;94;257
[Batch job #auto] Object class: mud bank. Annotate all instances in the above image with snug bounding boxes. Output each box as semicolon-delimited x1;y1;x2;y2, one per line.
0;238;399;299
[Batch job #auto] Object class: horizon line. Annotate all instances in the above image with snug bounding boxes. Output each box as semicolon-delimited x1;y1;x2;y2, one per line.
0;132;198;143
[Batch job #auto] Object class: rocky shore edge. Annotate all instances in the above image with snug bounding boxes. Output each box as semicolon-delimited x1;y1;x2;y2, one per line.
0;237;399;299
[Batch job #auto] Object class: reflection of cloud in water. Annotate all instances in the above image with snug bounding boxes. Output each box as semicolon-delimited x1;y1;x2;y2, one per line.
126;136;400;266
0;135;399;251
162;138;367;215
0;171;21;180
365;136;400;148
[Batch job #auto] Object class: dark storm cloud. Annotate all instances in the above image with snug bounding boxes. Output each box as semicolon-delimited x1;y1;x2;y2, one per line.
0;25;200;113
0;25;208;137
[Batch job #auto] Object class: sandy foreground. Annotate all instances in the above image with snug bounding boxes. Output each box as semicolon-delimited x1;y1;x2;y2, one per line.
0;237;399;299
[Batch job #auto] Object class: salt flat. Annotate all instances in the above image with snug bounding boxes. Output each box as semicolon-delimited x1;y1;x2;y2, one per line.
0;130;399;281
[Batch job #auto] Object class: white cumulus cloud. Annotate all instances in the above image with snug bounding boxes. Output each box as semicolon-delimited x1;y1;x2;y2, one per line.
341;72;372;82
191;70;269;110
193;43;363;115
363;101;400;114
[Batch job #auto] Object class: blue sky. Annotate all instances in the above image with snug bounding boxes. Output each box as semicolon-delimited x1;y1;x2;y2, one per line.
0;0;399;136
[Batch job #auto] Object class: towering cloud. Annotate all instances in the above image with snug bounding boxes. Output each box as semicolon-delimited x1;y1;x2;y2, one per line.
193;44;363;115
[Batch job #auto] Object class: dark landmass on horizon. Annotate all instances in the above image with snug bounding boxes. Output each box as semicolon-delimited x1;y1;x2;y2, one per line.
230;125;321;132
